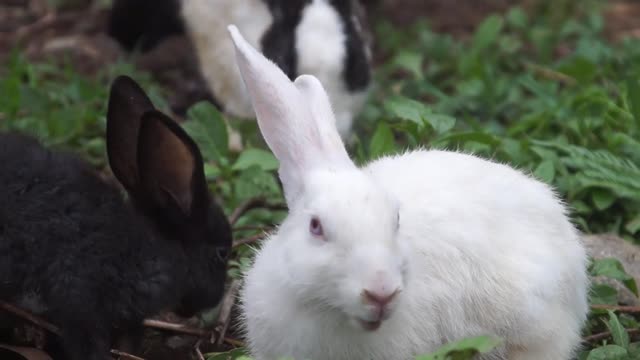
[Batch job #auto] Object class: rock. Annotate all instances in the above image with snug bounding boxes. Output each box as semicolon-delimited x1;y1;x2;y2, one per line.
583;234;640;279
583;233;640;306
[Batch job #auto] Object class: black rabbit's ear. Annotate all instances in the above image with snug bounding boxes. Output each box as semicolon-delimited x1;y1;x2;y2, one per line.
136;110;208;219
106;75;156;191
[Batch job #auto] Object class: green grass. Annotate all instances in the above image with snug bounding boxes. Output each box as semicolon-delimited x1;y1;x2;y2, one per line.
1;1;639;359
358;3;640;243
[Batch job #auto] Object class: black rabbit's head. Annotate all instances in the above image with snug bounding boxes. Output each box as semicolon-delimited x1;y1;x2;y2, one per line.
106;76;232;317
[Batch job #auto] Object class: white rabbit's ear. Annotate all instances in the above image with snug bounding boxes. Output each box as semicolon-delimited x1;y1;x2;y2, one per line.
228;25;354;206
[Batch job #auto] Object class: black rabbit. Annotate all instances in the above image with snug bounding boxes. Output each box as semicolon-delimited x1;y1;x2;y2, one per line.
0;76;232;360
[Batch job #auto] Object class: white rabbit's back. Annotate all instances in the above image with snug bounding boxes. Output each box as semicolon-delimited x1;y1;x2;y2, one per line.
243;149;588;360
364;149;589;359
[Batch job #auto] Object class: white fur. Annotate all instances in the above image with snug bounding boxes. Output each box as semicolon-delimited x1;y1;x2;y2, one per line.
182;0;272;118
229;27;589;360
296;0;369;138
182;0;369;139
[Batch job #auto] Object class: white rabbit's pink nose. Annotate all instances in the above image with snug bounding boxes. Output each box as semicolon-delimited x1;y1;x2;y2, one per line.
358;287;401;331
362;288;399;309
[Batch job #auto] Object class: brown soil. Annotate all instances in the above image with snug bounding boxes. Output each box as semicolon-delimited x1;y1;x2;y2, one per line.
368;0;516;36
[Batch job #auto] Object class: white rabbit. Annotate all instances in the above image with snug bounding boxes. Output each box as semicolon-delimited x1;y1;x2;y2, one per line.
228;25;589;360
181;0;372;140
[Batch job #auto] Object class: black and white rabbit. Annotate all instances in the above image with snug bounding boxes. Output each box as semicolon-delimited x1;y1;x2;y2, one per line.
108;0;372;139
0;76;232;360
228;26;589;360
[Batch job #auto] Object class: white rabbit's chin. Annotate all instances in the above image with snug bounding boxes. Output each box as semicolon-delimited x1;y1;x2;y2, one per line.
355;318;383;332
348;315;391;332
347;307;396;332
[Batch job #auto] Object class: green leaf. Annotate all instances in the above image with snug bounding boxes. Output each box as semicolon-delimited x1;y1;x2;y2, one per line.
384;96;427;125
606;310;630;349
590;258;639;296
533;160;555;183
586;345;628;360
204;163;221;180
233;166;281;201
384;96;456;134
370;121;397;158
624;214;640;235
558;57;597;83
393;51;424;79
591;189;616;211
628;78;640;124
435;132;501;147
472;15;504;53
629;343;640;358
232;148;279;172
423;113;456;134
415;336;502;360
590;284;618;305
183;101;229;162
506;7;528;29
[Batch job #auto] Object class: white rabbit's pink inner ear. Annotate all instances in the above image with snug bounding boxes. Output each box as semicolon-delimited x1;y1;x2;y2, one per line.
228;25;354;207
293;75;353;168
228;25;340;205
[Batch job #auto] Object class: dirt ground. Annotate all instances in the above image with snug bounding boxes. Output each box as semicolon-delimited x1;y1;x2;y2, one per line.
1;0;640;359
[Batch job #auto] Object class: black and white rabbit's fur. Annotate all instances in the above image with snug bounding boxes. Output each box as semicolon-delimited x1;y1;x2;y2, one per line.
108;0;184;52
0;76;232;360
108;0;372;139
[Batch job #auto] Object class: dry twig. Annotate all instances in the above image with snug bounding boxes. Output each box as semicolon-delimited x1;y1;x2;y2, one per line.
590;304;640;313
233;225;273;232
143;319;209;338
110;349;146;360
229;198;266;225
233;233;265;248
583;328;640;343
223;337;245;347
215;279;242;346
193;340;206;360
228;197;286;225
1;301;148;360
13;11;76;44
1;301;247;356
0;301;60;335
143;319;241;347
525;62;577;86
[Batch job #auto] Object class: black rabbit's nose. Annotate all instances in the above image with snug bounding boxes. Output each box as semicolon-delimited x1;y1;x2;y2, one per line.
362;288;400;308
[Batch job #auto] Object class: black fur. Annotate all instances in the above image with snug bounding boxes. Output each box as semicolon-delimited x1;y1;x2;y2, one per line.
329;0;371;91
260;0;371;91
260;0;311;80
108;0;184;51
0;76;232;360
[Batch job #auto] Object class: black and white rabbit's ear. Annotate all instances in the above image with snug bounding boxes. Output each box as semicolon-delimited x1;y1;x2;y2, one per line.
136;110;209;219
228;25;354;206
107;75;156;191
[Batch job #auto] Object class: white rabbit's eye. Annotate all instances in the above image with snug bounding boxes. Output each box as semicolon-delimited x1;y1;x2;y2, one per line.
309;216;324;237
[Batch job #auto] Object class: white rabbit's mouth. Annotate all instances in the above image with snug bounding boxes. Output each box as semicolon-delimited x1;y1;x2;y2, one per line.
352;306;394;332
358;318;383;331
